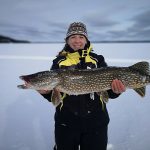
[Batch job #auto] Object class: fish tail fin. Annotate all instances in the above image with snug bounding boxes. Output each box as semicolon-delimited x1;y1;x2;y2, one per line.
129;61;149;75
130;61;150;94
133;86;146;97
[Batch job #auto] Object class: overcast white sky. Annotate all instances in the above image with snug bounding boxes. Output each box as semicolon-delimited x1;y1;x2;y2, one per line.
0;0;150;42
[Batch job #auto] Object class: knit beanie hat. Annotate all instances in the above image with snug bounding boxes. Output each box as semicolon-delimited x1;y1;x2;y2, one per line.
66;22;88;40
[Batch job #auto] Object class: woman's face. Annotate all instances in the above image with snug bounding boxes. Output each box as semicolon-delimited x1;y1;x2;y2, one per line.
67;34;87;51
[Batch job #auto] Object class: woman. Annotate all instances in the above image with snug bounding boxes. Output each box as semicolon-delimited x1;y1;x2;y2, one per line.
29;22;126;150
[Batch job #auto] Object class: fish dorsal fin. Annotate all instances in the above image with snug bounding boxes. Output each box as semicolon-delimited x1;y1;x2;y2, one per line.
133;87;146;97
129;61;149;75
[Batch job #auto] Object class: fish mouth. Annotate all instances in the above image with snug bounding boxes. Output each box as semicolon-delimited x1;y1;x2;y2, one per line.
19;75;31;82
19;76;24;80
18;75;32;89
17;84;28;89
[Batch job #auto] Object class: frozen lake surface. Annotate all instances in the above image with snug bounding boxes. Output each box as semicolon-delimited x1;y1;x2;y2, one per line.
0;43;150;150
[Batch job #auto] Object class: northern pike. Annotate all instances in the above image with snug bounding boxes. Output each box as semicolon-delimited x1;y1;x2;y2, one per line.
18;61;150;105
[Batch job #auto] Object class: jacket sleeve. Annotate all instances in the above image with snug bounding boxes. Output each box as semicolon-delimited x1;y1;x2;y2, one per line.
97;55;120;99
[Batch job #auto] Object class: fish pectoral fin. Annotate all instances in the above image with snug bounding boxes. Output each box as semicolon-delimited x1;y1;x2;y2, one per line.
97;91;109;103
133;87;146;97
51;89;62;106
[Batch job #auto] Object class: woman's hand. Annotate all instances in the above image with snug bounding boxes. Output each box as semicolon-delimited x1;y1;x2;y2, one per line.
111;79;126;94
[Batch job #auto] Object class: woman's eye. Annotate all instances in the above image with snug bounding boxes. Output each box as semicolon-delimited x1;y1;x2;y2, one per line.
70;36;75;39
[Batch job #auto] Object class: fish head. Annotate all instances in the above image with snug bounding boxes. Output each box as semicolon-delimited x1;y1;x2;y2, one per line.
18;71;59;90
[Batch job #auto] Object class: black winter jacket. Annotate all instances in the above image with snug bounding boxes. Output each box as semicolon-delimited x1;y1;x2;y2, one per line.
42;47;120;131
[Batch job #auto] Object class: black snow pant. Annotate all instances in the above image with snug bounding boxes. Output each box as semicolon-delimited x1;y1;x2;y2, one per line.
53;124;108;150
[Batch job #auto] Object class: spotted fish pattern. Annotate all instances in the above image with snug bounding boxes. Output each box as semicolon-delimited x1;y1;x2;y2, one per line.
18;61;150;102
